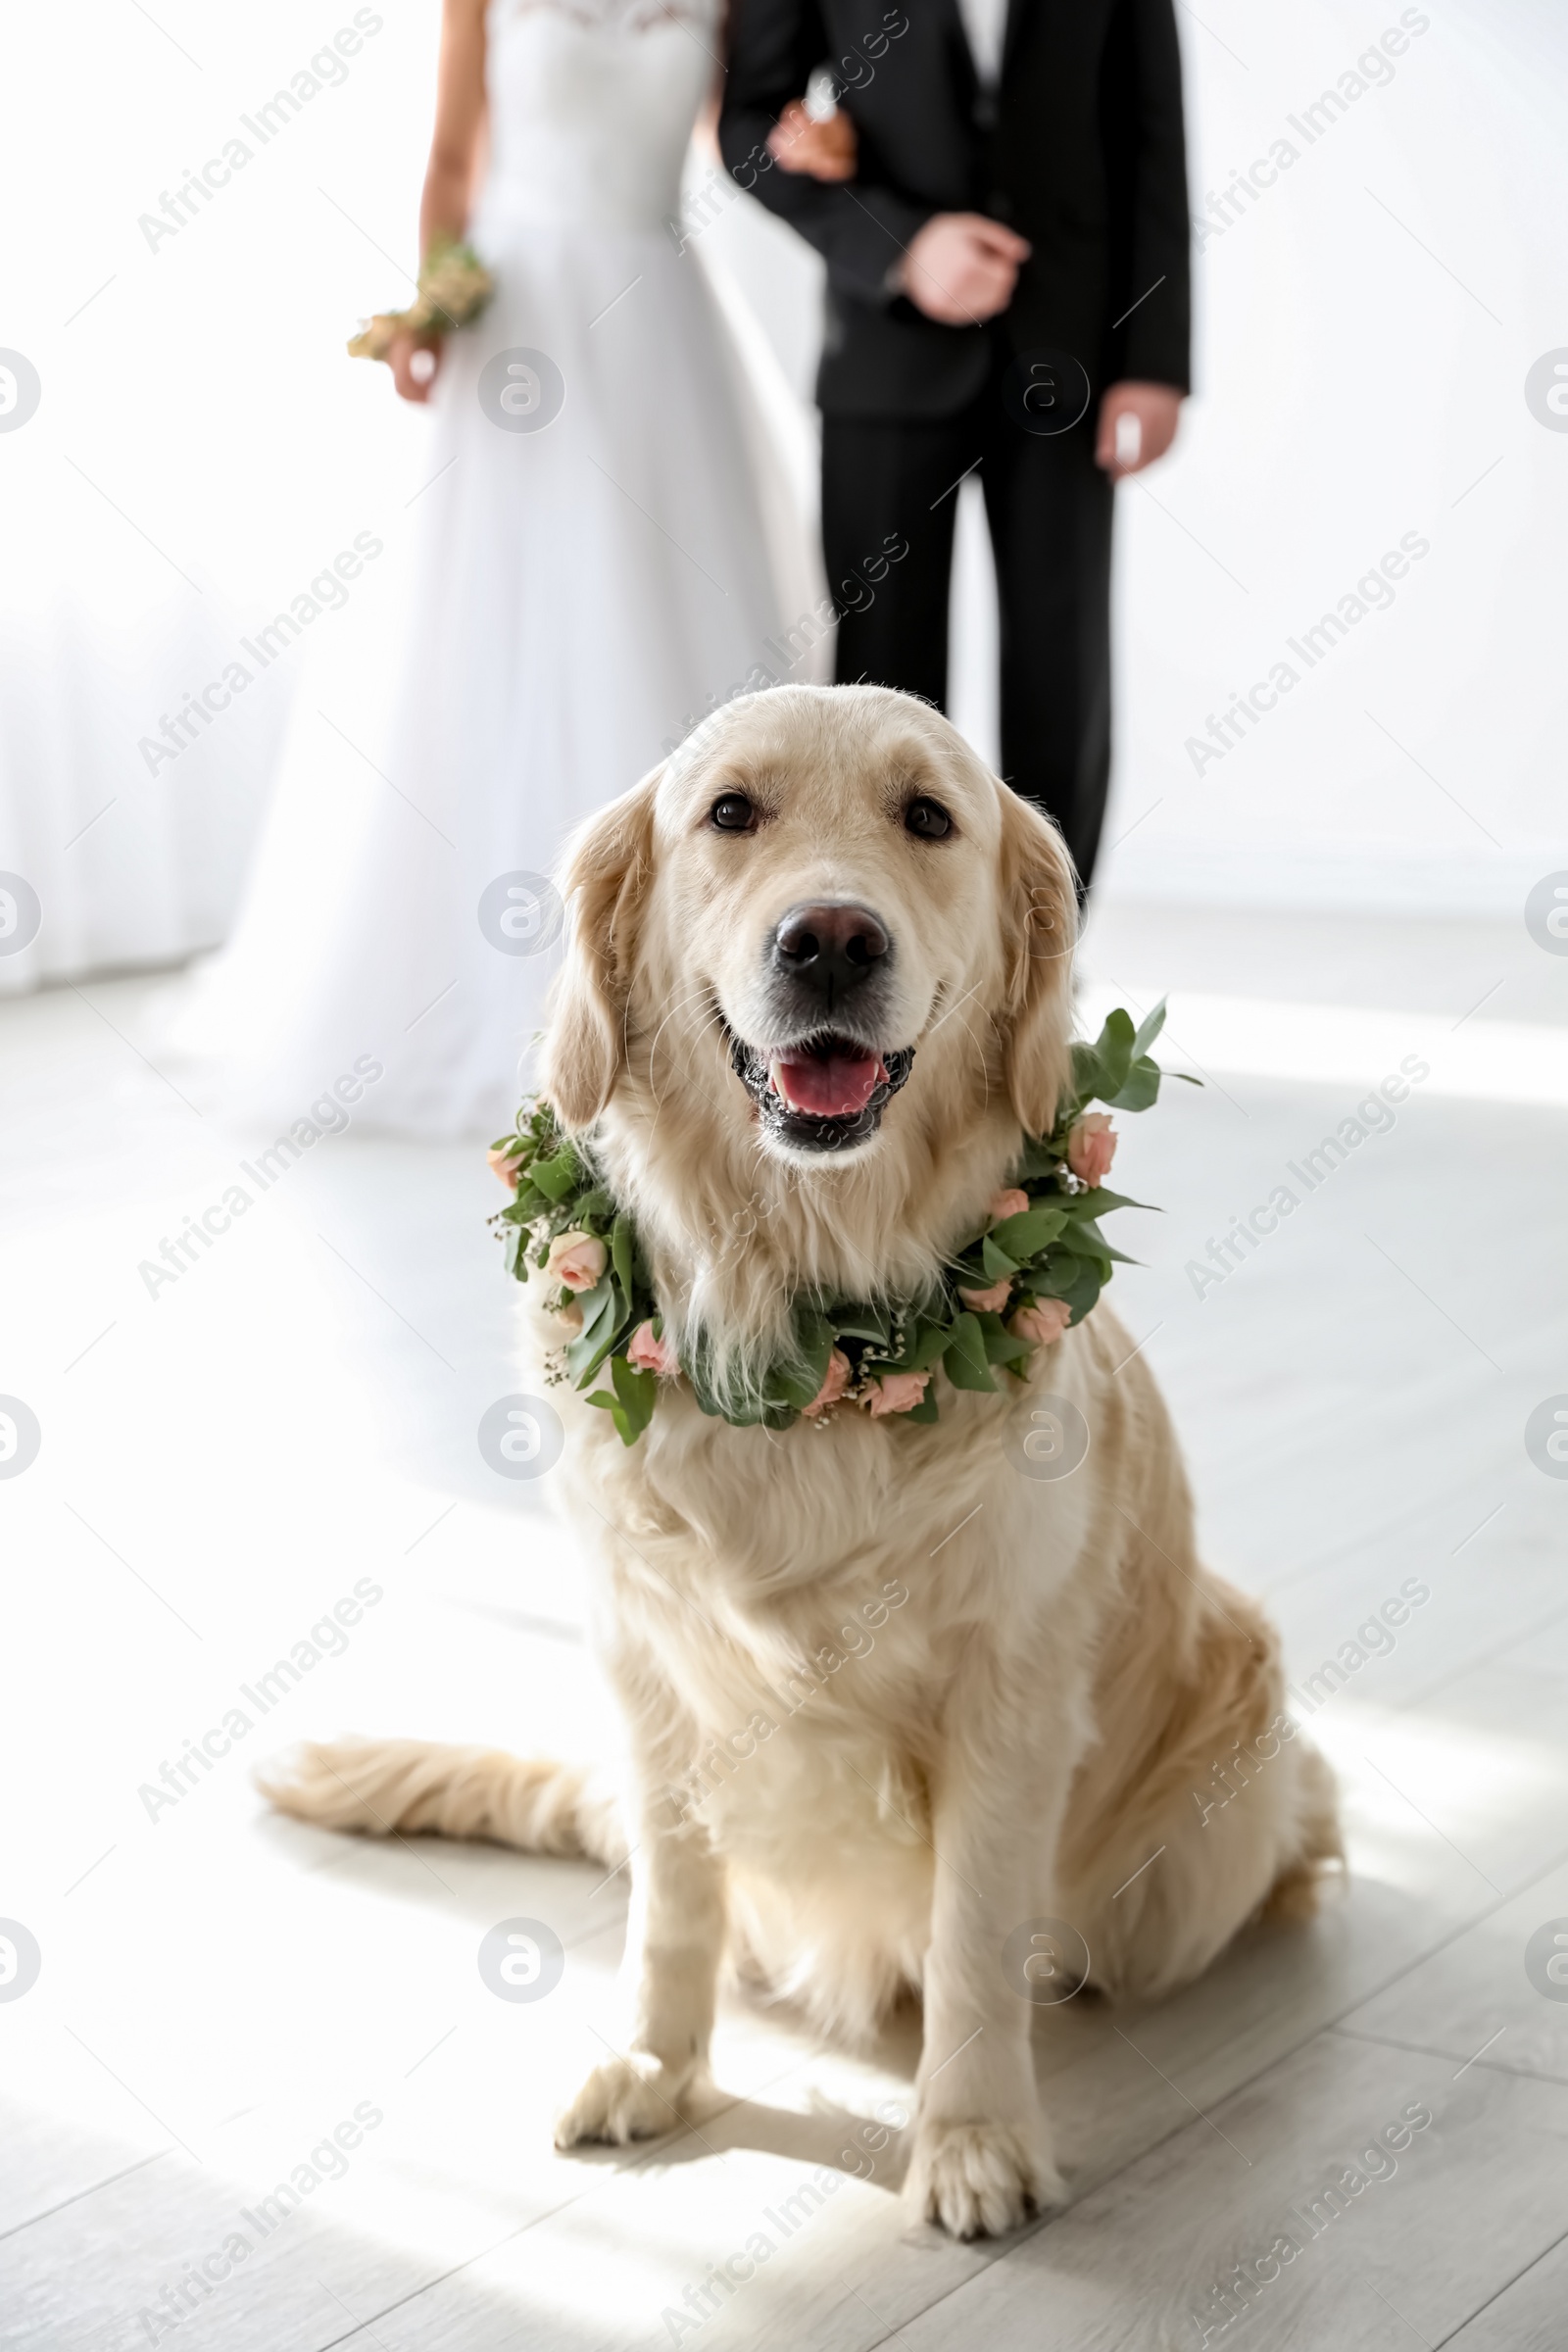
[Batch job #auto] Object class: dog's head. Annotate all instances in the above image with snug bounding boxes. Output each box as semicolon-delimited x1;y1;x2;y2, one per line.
542;688;1076;1181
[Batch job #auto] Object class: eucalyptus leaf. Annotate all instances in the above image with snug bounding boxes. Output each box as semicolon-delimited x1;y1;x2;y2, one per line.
1012;1135;1063;1182
1055;1212;1136;1266
779;1312;836;1404
610;1353;658;1441
1130;997;1168;1059
883;1319;955;1375
768;1337;833;1410
974;1312;1033;1367
1054;1259;1104;1318
1103;1055;1159;1113
943;1313;997;1393
1054;1224;1113;1267
531;1144;581;1202
990;1205;1067;1256
1069;1041;1106;1104
824;1299;893;1347
564;1277;622;1382
1091;1007;1135;1096
611;1212;635;1305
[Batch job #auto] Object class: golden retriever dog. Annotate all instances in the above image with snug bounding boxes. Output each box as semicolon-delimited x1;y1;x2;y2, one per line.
267;684;1340;2239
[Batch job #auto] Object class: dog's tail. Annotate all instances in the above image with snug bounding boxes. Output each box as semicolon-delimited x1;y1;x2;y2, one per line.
1258;1735;1345;1923
258;1738;626;1868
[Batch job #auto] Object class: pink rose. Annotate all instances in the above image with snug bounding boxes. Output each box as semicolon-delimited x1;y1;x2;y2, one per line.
488;1146;523;1190
555;1299;584;1338
803;1348;852;1418
546;1230;608;1293
866;1370;931;1417
958;1277;1013;1315
1010;1298;1072;1348
626;1319;677;1378
989;1187;1030;1223
1067;1112;1116;1187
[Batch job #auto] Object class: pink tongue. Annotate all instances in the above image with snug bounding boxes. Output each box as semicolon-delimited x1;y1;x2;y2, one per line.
774;1052;885;1118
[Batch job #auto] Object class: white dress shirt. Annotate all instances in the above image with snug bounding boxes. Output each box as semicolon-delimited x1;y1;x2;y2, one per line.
957;0;1008;87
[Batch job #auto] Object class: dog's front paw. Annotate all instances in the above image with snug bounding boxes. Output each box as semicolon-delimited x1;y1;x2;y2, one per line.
554;2051;699;2149
905;2115;1062;2240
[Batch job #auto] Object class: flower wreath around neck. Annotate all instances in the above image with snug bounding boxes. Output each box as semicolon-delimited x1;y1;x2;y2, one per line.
489;1003;1190;1445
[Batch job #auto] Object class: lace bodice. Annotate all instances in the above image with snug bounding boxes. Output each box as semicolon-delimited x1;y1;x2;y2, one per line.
478;0;719;233
492;0;718;28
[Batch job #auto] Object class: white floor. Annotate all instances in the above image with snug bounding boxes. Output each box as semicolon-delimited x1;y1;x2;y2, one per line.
2;900;1566;2352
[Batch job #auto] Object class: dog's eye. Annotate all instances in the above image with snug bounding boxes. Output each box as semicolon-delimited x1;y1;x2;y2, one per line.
905;796;952;840
710;793;756;833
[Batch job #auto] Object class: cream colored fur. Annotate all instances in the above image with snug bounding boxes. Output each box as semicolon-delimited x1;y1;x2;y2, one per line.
264;686;1341;2240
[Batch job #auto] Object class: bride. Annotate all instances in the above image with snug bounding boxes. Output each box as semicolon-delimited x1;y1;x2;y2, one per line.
169;0;831;1137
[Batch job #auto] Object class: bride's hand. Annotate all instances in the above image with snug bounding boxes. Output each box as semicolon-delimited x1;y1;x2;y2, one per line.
390;329;443;404
767;100;857;182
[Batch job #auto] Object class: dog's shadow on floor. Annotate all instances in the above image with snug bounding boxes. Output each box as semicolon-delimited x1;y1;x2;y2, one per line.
559;1986;1116;2216
555;1991;931;2201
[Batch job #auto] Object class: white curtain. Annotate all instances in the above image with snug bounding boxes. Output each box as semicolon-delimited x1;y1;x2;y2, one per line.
0;576;291;989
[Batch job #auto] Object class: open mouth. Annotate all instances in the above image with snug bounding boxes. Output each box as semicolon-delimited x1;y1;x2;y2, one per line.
727;1028;915;1153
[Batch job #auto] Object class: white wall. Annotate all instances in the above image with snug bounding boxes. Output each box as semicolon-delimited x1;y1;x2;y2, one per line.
1102;0;1568;915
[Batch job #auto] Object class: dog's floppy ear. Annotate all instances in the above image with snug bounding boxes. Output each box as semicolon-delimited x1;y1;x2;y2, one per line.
997;785;1077;1138
540;769;660;1131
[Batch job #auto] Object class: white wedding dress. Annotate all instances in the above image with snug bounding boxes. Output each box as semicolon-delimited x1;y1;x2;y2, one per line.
167;0;825;1137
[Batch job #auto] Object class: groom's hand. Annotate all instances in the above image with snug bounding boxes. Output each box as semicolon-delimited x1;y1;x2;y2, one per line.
767;100;858;181
1095;381;1184;475
898;215;1030;325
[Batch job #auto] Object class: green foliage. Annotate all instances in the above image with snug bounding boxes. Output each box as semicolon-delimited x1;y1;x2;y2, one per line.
487;1004;1190;1444
586;1353;658;1446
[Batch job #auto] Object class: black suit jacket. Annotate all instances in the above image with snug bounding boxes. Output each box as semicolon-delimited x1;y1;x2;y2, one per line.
719;0;1191;418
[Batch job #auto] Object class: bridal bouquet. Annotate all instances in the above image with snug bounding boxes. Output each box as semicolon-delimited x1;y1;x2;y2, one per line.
348;236;495;363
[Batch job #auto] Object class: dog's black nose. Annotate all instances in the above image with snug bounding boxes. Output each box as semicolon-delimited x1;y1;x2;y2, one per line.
770;903;890;999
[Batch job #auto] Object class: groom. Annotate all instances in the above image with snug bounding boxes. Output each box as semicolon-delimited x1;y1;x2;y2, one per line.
720;0;1191;889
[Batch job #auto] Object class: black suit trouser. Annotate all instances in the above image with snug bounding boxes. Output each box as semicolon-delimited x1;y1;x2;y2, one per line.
822;368;1115;889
